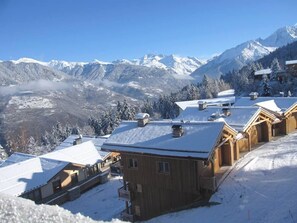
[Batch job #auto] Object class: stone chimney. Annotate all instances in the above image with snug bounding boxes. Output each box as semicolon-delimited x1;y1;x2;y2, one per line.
172;124;184;138
135;113;150;127
222;108;231;117
249;92;258;100
198;101;207;110
73;135;82;145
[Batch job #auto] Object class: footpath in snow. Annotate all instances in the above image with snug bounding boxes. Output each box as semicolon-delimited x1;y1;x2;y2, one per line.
62;176;125;222
147;132;297;223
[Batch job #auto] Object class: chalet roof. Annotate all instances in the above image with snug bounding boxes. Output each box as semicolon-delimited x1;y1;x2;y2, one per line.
175;96;235;111
234;97;297;116
0;157;69;196
217;89;235;97
254;68;272;76
285;60;297;65
54;135;110;160
135;113;150;119
42;140;103;166
102;121;225;159
0;152;36;168
176;106;278;132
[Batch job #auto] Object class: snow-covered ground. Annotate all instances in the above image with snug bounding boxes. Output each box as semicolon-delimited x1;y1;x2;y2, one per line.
8;96;54;109
146;132;297;223
0;192;100;223
62;176;125;222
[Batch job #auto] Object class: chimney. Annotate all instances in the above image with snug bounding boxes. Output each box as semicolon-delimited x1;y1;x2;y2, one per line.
172;124;184;138
135;113;150;127
73;135;82;145
249;92;258;100
198;101;207;110
222;108;231;117
279;92;285;97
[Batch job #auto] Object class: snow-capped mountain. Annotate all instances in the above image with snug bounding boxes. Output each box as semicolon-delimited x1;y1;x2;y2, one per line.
191;24;297;80
120;54;205;76
259;25;297;47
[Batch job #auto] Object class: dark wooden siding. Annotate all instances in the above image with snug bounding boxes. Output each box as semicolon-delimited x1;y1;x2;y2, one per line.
121;153;212;220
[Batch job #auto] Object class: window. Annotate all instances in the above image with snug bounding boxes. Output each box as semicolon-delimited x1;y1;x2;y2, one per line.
128;158;138;168
157;161;170;174
136;184;142;193
52;179;62;193
135;205;141;216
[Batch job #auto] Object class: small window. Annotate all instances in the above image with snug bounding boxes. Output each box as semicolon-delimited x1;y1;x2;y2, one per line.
52;179;62;193
135;205;141;216
157;161;170;174
136;184;142;193
128;158;138;168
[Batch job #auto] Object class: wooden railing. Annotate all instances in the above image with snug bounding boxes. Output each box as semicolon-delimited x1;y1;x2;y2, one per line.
118;185;132;201
121;206;135;222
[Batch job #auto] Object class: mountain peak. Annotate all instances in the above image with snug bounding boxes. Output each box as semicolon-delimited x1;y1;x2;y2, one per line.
11;58;47;66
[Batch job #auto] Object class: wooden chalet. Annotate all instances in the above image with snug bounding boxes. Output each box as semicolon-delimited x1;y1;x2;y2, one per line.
254;68;272;80
176;105;279;154
286;60;297;76
234;96;297;136
102;120;238;221
55;134;120;172
0;140;109;205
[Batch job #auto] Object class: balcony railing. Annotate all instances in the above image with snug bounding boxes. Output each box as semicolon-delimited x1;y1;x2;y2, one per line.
120;206;135;222
200;176;217;192
118;186;132;201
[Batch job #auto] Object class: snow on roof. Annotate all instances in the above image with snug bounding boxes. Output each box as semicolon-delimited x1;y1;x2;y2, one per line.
55;135;110;160
255;100;282;113
285;60;297;65
217;89;235;97
234;97;297;114
102;121;225;159
175;97;235;111
0;157;68;196
0;152;36;168
176;106;266;132
42;141;103;166
135;113;150;119
254;68;271;76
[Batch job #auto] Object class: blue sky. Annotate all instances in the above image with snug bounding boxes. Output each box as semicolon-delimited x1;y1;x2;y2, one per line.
0;0;296;62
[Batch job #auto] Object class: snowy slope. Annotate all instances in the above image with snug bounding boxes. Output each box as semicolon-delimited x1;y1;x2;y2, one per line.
146;132;297;223
62;176;125;221
191;24;297;80
0;193;101;223
260;25;297;47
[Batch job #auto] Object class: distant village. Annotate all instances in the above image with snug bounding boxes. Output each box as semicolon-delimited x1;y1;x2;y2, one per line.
1;59;297;222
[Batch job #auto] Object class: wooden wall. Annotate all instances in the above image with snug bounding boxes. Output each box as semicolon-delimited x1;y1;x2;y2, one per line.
121;153;213;220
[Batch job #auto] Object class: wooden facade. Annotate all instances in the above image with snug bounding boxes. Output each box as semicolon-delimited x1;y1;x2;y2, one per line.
21;162;104;204
115;125;237;221
237;110;274;152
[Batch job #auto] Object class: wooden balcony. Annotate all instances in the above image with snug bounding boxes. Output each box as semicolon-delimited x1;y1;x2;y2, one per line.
118;186;132;201
121;206;135;222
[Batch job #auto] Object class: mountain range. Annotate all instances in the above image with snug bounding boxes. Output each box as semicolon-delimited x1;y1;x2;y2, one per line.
0;23;297;152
